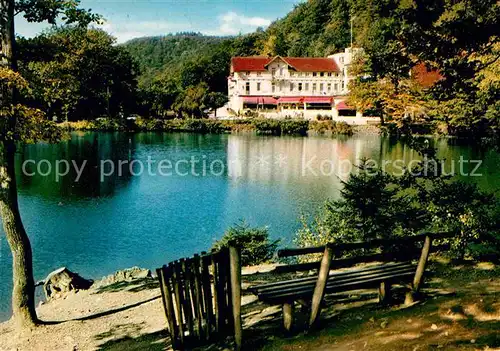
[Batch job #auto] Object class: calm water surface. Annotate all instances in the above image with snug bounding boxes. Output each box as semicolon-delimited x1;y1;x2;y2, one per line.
0;132;499;321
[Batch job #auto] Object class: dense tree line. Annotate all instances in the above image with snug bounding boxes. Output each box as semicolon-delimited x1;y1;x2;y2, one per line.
18;27;138;121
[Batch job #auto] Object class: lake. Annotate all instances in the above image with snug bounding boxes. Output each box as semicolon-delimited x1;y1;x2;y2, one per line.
1;132;499;321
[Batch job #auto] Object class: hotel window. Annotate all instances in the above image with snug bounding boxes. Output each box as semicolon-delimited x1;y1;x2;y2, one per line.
257;72;262;77
257;82;261;91
313;72;317;77
342;81;345;89
279;67;284;76
327;83;332;93
298;83;303;91
305;83;309;91
334;83;339;91
271;68;276;76
320;72;325;77
328;72;332;77
245;82;250;94
312;83;317;92
290;83;294;92
319;83;324;91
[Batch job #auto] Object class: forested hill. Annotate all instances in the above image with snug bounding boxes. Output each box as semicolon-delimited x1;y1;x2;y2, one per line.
121;1;356;88
261;0;351;57
122;33;230;87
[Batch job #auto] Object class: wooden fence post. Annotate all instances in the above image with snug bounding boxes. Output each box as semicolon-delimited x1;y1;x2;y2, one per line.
157;266;179;348
180;259;195;338
201;254;214;340
229;246;242;351
309;245;333;328
406;235;432;305
171;262;185;347
211;249;221;334
192;254;205;339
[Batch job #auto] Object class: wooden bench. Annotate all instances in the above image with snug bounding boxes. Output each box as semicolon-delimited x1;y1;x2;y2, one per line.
156;246;242;350
249;232;452;331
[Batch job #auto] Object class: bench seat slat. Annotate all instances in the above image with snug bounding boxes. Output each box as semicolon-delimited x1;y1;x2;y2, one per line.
258;270;415;302
250;262;413;293
254;265;415;295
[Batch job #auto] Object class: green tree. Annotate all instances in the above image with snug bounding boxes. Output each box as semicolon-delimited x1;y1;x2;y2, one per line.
206;92;228;118
18;27;137;121
296;150;500;261
139;76;179;118
0;0;99;328
350;0;500;134
172;83;209;118
212;221;279;266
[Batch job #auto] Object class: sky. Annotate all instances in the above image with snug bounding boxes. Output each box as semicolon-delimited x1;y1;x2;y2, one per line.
15;0;301;44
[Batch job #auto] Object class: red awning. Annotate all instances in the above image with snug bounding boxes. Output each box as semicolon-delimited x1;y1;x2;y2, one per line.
243;97;260;104
278;97;304;104
336;101;354;110
243;96;277;105
261;97;277;105
304;96;333;104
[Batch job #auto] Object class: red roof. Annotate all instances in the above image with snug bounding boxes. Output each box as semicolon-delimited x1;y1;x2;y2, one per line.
231;56;340;73
281;58;339;72
231;57;270;72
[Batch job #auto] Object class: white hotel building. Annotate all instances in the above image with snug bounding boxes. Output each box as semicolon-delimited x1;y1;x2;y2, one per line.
227;48;378;124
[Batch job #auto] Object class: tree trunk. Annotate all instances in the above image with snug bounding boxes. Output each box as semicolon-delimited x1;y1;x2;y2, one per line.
0;143;38;328
0;0;38;328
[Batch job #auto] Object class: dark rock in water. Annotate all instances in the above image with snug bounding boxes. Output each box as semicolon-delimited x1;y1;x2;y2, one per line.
43;267;93;300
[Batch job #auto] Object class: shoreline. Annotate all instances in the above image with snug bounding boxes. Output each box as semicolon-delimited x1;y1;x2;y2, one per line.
57;119;500;142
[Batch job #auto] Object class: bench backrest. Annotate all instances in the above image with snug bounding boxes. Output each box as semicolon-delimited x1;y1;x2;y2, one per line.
275;232;454;274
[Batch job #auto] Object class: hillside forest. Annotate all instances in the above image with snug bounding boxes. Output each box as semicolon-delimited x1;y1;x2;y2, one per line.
10;0;500;136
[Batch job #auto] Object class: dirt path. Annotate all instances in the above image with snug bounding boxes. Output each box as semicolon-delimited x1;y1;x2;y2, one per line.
0;260;498;351
0;278;168;351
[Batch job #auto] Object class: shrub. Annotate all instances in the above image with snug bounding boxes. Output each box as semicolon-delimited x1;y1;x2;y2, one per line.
59;119;126;131
212;221;279;266
251;119;281;135
93;118;125;131
135;117;164;131
226;119;254;133
59;120;94;130
309;121;354;135
316;114;332;121
280;120;309;136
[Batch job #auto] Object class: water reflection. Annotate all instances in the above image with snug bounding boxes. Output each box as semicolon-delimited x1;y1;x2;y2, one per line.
15;132;135;198
1;132;498;322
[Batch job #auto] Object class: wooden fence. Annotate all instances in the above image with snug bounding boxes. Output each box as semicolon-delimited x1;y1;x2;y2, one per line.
156;246;242;350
